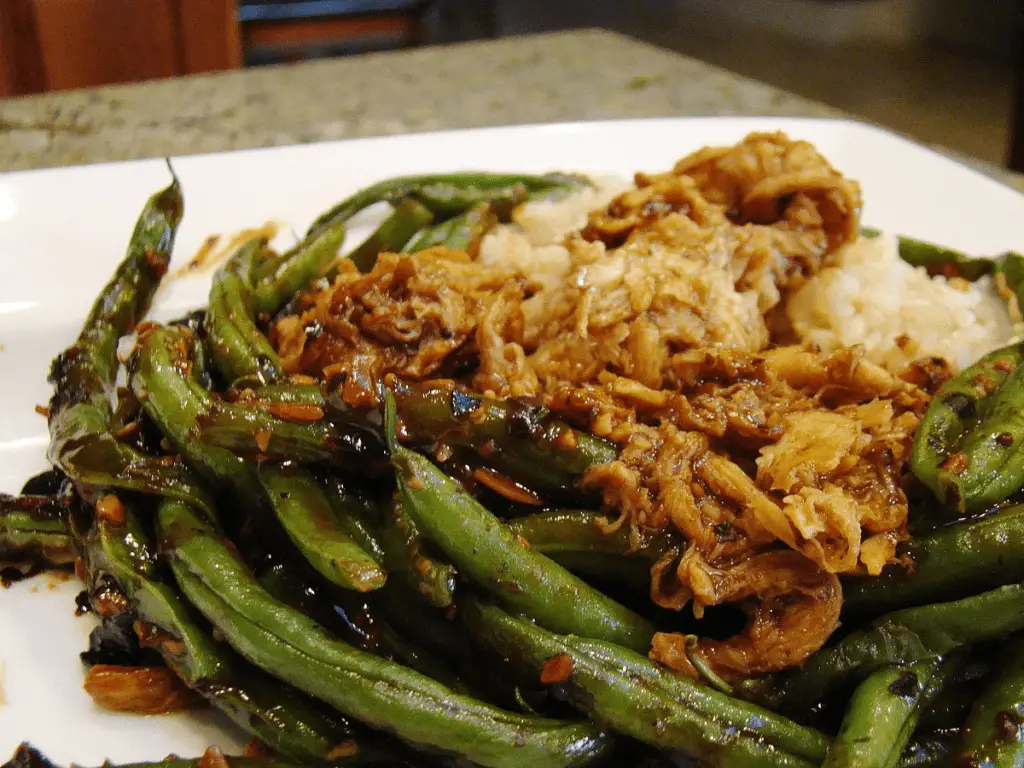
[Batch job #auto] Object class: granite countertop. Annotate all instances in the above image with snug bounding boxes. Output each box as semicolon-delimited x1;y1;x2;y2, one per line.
0;28;1020;193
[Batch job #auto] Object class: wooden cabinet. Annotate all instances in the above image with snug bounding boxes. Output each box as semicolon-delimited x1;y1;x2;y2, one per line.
0;0;242;97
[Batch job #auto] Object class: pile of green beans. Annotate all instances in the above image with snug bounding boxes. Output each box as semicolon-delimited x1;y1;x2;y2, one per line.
8;180;1024;768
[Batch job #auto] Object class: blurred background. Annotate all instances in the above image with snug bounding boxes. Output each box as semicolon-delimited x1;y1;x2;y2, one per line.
0;0;1020;168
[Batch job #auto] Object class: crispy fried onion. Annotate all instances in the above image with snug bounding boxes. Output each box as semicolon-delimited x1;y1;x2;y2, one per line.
84;664;201;714
649;550;841;681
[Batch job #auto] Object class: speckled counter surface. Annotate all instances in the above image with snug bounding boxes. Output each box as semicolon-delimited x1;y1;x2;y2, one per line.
0;28;1021;193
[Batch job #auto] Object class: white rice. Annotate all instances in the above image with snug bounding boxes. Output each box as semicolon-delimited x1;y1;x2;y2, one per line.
483;179;1020;374
787;234;1023;372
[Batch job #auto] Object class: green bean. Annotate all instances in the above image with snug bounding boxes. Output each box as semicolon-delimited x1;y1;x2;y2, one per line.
507;509;678;563
0;494;74;569
2;744;303;768
307;172;588;236
158;499;612;768
506;510;677;589
130;324;256;498
205;220;343;386
917;657;990;732
378;493;457;609
50;176;181;413
385;392;655;652
956;634;1024;766
825;656;958;768
899;735;957;768
895;235;997;281
198;381;612;498
70;497;353;760
844;503;1024;616
994;250;1024;311
254;544;462;693
195;398;383;467
205;237;284;384
203;235;390;594
230;380;326;407
861;229;1013;284
133;324;384;597
257;463;386;592
45;178;212;514
39;182;361;759
405;202;496;254
910;341;1024;514
251;219;346;315
318;474;387;565
348;198;434;272
390;382;617;497
461;599;827;768
748;584;1024;712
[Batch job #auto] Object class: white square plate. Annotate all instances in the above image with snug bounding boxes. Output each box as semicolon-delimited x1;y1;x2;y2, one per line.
1;117;1022;764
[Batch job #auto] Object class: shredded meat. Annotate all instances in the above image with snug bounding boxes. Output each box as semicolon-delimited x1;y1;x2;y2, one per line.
271;132;930;680
273;247;534;405
650;550;841;680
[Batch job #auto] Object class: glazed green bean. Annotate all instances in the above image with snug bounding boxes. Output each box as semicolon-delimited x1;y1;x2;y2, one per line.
159;499;612;768
895;236;997;281
348;198;434;272
378;493;457;609
391;382;617;497
130;324;256;497
71;496;354;760
844;503;1024;615
507;509;678;563
195;398;382;468
956;634;1024;766
45;177;212;514
307;172;588;236
462;599;827;768
910;341;1024;513
251;220;345;315
133;323;384;596
749;585;1024;712
385;392;655;652
825;656;957;768
898;735;957;768
198;381;612;498
258;464;386;592
405;202;496;254
0;494;74;569
205;237;282;384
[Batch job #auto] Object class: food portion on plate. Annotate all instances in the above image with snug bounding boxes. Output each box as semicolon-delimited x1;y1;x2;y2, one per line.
4;131;1024;768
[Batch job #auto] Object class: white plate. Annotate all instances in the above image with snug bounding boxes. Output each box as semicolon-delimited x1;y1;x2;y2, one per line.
1;117;1022;764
